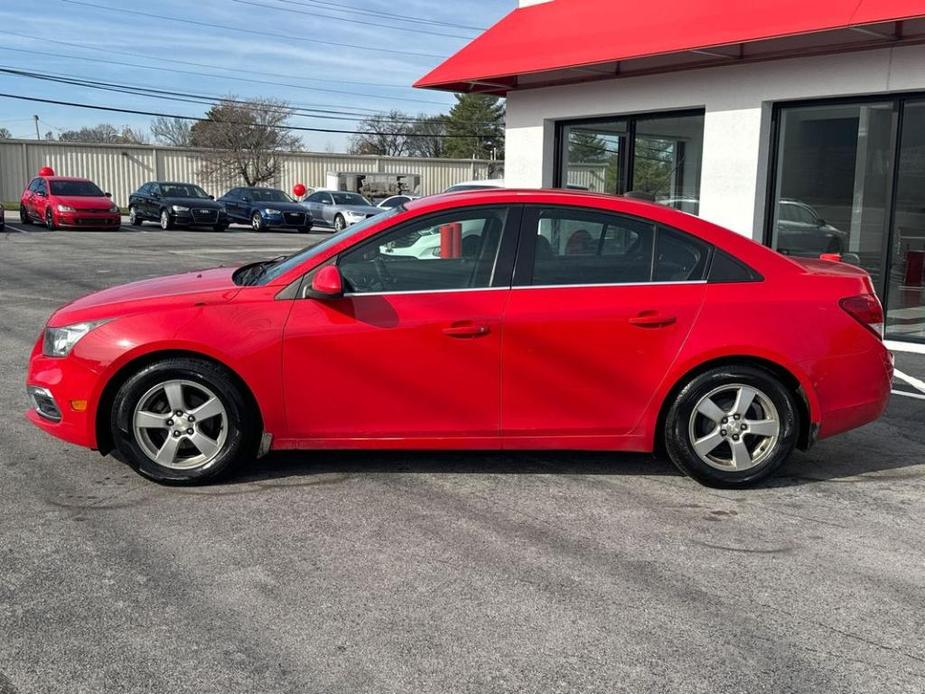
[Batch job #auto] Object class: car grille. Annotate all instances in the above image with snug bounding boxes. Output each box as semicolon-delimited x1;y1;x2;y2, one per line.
76;218;118;225
283;212;306;226
192;209;218;222
84;208;112;213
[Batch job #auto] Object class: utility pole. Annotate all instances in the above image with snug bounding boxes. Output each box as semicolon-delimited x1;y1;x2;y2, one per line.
33;115;40;140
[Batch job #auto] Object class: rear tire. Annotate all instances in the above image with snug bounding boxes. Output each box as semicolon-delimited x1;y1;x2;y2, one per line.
109;357;256;485
20;205;32;224
663;365;798;488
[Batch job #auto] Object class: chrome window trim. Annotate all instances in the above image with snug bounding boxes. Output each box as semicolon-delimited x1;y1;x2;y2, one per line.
342;286;509;298
340;280;705;298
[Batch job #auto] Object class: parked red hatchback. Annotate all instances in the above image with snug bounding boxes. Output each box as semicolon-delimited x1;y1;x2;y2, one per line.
25;190;892;487
20;172;121;230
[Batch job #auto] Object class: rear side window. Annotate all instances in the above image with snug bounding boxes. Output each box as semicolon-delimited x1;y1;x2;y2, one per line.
708;249;762;283
523;207;711;286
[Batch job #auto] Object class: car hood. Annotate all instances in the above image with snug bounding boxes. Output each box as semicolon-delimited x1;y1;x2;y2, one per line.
162;197;223;208
338;204;384;216
54;195;114;210
49;267;240;326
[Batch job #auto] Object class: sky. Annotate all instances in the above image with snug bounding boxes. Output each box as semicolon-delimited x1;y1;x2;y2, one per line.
0;0;514;151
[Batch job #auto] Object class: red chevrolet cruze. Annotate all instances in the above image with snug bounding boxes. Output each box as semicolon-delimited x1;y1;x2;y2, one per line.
20;170;121;230
25;190;892;487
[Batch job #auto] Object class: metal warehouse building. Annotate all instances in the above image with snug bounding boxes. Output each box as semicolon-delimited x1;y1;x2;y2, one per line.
416;0;925;345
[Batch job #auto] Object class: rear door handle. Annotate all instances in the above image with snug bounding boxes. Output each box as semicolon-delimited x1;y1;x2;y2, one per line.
629;311;677;328
443;321;491;338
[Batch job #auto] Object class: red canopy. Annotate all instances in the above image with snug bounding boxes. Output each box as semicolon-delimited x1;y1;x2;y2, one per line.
416;0;925;93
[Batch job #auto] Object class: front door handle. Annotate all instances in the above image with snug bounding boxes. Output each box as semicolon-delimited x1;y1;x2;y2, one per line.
629;311;677;328
443;321;491;338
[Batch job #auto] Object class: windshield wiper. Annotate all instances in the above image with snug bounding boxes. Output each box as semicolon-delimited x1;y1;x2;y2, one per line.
245;255;289;286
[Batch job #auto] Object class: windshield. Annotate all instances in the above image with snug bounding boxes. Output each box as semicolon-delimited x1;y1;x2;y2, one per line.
161;183;210;199
252;207;401;286
50;180;105;197
249;188;293;203
331;192;372;206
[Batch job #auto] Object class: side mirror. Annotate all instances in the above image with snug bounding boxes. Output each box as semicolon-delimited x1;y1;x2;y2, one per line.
208;194;215;200
306;265;344;299
105;192;112;198
816;218;827;227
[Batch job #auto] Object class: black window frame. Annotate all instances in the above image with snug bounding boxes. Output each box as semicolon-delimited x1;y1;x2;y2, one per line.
512;204;716;287
334;204;522;295
553;108;706;198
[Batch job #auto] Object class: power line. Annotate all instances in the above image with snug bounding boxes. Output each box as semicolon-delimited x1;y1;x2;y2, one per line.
0;43;449;108
229;0;477;40
57;0;446;59
0;92;495;139
272;0;488;32
0;66;495;126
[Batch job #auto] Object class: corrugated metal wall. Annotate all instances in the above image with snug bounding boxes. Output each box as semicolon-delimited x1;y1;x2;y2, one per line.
0;140;503;207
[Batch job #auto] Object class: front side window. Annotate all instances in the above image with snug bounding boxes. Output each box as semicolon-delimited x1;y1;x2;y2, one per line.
339;207;508;294
332;192;371;206
525;207;710;286
249;188;293;203
161;183;209;199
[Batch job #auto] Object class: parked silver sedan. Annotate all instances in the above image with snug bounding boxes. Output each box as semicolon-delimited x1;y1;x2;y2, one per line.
301;190;385;231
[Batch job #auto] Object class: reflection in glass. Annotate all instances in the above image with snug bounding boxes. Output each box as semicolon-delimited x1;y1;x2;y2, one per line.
560;121;627;193
632;113;705;214
887;102;925;341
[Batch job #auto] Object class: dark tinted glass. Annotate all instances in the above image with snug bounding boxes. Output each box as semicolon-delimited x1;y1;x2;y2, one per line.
249;188;292;202
49;180;103;196
339;207;507;293
654;226;710;281
161;183;209;199
708;249;760;283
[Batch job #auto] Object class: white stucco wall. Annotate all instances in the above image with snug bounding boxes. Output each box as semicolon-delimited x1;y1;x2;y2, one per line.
504;44;925;239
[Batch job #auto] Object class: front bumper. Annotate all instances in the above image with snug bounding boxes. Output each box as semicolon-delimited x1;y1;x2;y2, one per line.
263;211;311;228
172;209;227;226
56;212;121;229
25;346;101;449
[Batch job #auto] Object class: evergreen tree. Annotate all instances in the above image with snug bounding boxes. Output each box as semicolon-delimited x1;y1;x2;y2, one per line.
443;93;505;160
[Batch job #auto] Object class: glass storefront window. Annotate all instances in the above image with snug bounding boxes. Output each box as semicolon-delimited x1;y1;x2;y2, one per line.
557;111;705;214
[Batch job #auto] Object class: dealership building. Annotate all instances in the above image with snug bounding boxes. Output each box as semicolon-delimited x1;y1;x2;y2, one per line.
417;0;925;345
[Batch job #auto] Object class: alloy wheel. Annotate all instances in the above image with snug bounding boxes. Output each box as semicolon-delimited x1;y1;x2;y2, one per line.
251;212;262;231
45;210;55;230
687;384;780;471
334;215;345;231
160;210;170;230
129;207;138;225
132;379;228;470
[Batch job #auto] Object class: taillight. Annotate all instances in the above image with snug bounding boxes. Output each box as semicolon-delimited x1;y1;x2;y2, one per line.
839;294;884;339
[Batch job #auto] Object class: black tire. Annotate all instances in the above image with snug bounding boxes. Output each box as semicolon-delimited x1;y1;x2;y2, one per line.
298;223;312;234
663;365;799;488
20;205;32;224
109;357;257;484
45;208;57;231
129;206;143;226
251;211;266;232
212;223;228;233
333;214;346;232
159;209;174;230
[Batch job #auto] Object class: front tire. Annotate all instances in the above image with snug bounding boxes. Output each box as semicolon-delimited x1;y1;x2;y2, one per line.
160;209;174;230
110;357;256;484
664;365;798;488
333;214;346;232
20;205;32;224
45;209;57;230
251;211;266;232
213;223;228;233
129;206;143;226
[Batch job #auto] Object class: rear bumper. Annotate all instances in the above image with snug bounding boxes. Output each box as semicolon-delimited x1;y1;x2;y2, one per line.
811;343;893;440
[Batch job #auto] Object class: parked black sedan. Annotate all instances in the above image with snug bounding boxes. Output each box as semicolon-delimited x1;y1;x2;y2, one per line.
218;186;312;232
128;182;228;231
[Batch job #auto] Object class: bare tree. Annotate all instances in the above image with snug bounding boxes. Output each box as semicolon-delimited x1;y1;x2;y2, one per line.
58;123;148;144
407;115;447;158
0;127;11;139
348;111;412;157
190;97;301;186
151;116;192;147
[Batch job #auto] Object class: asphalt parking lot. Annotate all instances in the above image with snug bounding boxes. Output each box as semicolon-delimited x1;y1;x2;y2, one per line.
1;222;924;694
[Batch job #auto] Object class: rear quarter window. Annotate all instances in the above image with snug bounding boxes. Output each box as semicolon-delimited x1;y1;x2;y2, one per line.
708;249;762;283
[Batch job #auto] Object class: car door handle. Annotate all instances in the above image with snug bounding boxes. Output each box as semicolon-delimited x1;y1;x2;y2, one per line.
629;311;677;328
443;321;491;338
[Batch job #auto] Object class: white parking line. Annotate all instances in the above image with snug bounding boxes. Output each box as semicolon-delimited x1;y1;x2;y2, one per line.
892;389;925;400
894;368;925;396
885;339;925;355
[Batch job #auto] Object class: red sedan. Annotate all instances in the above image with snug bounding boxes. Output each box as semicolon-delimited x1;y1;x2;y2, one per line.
20;172;121;230
25;190;892;487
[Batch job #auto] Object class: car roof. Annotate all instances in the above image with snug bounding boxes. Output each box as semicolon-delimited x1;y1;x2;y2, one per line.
44;176;93;182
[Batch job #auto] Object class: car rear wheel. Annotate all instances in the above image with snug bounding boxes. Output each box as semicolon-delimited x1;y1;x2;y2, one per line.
159;209;173;230
20;205;32;224
110;357;256;484
664;365;798;488
129;206;143;226
45;209;56;230
333;214;346;232
251;211;265;232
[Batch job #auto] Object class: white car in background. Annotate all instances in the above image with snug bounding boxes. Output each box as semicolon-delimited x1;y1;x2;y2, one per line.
377;194;418;209
444;179;505;193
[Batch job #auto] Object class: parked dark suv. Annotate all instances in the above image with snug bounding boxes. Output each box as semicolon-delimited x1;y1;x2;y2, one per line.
129;182;228;231
218;186;312;232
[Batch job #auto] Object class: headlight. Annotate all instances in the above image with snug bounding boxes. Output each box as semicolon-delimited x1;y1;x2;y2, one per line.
263;208;281;215
42;319;111;357
344;210;364;219
110;204;120;213
171;205;189;213
56;204;75;212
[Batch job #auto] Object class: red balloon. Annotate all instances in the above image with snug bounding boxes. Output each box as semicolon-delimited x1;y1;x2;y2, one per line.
292;183;307;197
38;166;56;177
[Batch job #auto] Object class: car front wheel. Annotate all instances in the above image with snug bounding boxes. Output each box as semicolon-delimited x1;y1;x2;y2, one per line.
333;214;346;232
110;357;256;484
160;209;174;230
251;211;265;232
20;205;32;224
664;365;798;488
129;206;142;226
45;209;57;230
